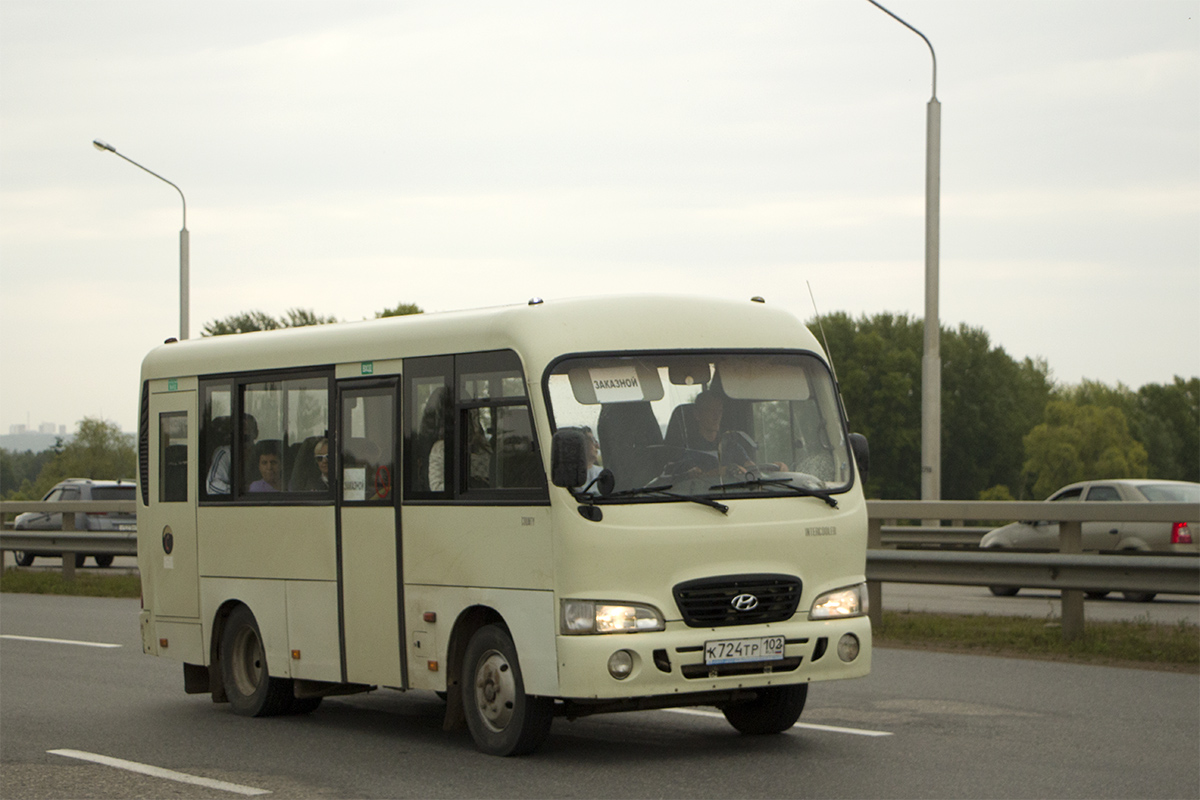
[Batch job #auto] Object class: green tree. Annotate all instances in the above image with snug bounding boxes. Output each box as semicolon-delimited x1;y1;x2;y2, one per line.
1134;377;1198;482
814;312;1050;500
376;302;424;318
1058;376;1198;483
814;312;922;499
26;418;136;499
0;447;59;500
941;325;1051;500
1022;400;1148;498
202;308;337;336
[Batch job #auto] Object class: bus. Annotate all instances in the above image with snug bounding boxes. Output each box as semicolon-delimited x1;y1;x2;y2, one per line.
137;294;872;756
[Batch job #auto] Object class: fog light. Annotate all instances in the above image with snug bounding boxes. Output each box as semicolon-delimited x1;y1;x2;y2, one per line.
607;649;634;680
837;633;860;662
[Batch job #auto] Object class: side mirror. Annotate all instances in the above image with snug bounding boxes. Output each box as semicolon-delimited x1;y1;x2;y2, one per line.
550;428;589;489
848;433;869;482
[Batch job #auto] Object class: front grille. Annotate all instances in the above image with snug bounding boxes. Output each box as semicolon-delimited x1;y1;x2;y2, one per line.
673;573;802;628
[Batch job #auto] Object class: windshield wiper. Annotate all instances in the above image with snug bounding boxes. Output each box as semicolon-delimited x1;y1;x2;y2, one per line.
708;477;839;508
604;483;729;515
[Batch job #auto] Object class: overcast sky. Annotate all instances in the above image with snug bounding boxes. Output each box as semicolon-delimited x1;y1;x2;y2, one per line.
1;0;1197;435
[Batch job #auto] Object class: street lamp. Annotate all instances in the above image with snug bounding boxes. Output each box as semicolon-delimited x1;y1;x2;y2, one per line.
867;1;941;503
92;139;190;341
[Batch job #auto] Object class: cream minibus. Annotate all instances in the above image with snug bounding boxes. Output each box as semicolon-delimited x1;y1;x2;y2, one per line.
137;294;872;755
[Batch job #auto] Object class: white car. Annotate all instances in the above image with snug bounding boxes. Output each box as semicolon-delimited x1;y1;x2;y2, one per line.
980;479;1199;601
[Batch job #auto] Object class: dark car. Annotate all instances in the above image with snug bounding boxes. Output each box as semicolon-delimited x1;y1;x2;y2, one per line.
12;479;137;567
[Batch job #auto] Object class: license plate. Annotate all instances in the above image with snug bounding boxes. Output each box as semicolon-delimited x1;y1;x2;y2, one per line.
117;524;136;531
704;635;785;665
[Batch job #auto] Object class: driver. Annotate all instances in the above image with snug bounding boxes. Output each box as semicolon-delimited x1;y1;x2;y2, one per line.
674;390;787;479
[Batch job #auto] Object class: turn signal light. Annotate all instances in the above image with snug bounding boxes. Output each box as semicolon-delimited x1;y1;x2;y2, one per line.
1171;522;1192;544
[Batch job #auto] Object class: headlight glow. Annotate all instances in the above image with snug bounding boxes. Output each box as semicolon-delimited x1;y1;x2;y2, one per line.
809;583;868;620
561;600;665;634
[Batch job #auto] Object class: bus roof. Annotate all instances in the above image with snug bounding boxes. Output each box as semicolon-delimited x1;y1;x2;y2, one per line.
140;294;827;380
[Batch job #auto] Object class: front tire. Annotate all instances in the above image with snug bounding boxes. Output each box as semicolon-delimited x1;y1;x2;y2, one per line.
988;586;1020;597
462;624;553;756
13;551;34;567
1122;591;1156;603
220;605;295;717
722;683;808;734
94;555;114;568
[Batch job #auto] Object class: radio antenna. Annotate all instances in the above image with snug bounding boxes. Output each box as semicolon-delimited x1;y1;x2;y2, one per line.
807;281;839;386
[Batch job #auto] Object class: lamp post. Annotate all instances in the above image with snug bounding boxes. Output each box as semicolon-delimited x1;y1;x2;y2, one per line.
867;1;940;503
92;139;189;341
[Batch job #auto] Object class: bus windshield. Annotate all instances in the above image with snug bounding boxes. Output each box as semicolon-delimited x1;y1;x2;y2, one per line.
545;352;854;499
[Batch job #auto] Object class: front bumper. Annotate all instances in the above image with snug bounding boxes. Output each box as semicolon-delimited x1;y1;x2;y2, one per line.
554;614;870;700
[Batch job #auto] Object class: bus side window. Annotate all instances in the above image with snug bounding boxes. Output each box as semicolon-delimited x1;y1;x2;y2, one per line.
201;383;233;499
159;412;188;503
457;350;547;496
340;388;395;503
404;356;453;499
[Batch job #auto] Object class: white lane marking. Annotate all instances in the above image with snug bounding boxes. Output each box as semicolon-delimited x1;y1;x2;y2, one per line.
48;750;271;796
665;707;893;737
2;634;121;649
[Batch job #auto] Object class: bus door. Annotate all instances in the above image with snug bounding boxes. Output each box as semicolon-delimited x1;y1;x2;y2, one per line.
148;384;199;619
336;379;405;688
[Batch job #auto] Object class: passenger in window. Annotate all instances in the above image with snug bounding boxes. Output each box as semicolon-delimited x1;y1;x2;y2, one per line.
579;426;604;493
248;441;283;492
309;438;331;490
206;414;258;495
466;412;493;488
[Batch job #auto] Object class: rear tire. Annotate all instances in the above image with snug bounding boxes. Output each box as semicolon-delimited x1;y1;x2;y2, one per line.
1086;591;1110;599
988;586;1020;597
14;552;34;567
722;683;808;735
1122;591;1156;603
462;624;553;756
73;553;85;568
220;605;295;717
94;555;114;568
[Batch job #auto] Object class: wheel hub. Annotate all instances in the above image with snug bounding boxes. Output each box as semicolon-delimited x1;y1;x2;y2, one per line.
473;649;516;732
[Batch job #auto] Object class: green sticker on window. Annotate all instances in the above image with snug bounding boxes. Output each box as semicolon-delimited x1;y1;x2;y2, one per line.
361;362;374;375
168;379;178;391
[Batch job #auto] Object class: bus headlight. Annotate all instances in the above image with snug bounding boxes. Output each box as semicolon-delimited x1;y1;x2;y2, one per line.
561;600;665;634
809;583;868;619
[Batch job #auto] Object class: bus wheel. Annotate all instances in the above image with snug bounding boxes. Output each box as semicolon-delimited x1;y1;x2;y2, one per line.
462;624;553;756
94;555;114;568
14;551;34;567
220;605;295;717
722;683;808;735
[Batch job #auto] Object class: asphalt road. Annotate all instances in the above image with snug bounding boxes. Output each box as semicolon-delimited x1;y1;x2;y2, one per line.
1;593;1197;799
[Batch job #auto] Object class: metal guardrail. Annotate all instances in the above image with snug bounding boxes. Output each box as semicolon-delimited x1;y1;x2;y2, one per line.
868;549;1199;595
2;498;1196;639
0;500;138;580
0;531;138;557
865;499;1200;640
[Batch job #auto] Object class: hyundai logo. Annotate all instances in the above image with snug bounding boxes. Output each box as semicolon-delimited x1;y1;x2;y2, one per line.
730;593;759;612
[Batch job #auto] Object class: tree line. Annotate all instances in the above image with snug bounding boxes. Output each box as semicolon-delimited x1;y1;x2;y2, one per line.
817;312;1197;499
3;307;1195;501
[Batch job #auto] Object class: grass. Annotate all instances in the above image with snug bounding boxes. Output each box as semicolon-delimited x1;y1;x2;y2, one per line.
4;569;1197;673
875;609;1200;673
1;568;141;598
